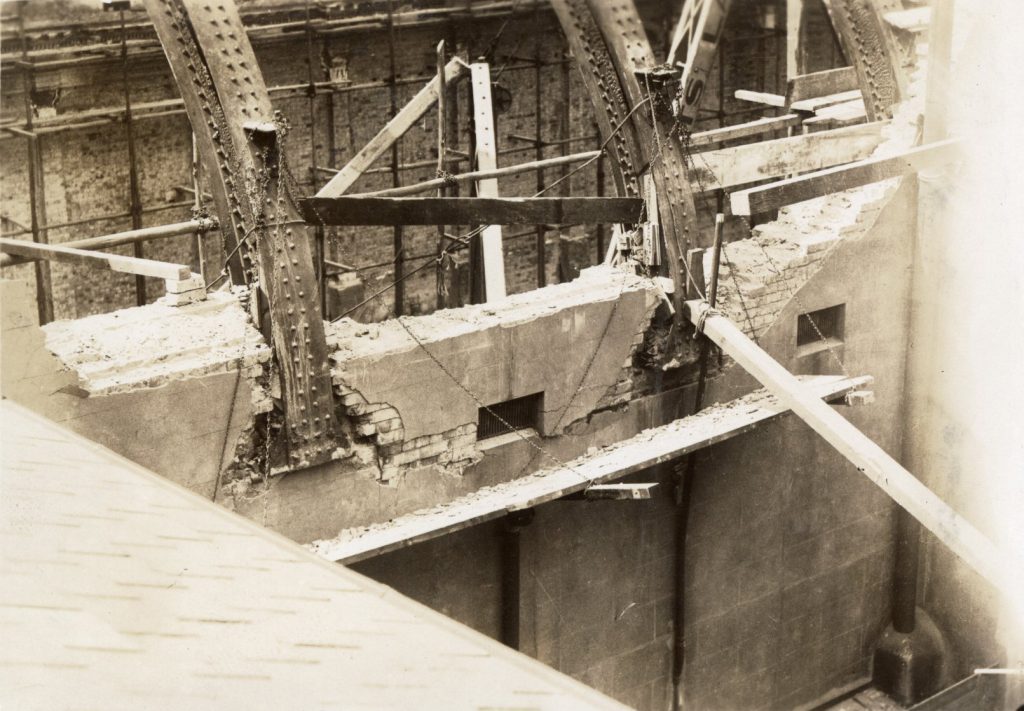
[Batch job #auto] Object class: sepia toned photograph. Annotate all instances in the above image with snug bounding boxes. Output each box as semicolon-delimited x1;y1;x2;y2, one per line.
0;0;1021;709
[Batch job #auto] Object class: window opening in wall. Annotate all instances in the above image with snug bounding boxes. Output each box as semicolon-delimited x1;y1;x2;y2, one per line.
797;303;845;352
477;392;543;441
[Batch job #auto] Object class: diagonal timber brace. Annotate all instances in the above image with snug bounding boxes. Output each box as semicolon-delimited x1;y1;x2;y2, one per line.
144;0;336;467
684;300;1022;600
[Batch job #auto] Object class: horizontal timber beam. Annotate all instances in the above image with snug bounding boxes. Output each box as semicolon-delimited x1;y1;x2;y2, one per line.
350;150;602;198
308;374;870;564
299;197;644;226
0;238;191;281
734;89;787;108
0;218;218;268
787;67;860;104
730;138;962;215
690;121;887;191
789;88;863;113
687;114;803;149
685;300;1020;600
315;57;467;198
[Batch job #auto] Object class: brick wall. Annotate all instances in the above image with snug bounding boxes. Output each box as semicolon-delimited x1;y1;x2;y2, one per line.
1;0;786;322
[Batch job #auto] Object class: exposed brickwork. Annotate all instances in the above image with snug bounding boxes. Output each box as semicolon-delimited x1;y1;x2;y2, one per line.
337;384;481;483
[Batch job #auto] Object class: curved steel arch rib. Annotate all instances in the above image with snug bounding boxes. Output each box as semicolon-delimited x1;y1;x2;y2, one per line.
143;0;336;468
549;0;703;325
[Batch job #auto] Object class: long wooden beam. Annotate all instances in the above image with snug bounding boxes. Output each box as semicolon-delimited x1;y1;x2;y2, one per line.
787;67;859;104
689;121;887;191
298;197;645;226
685;301;1019;599
350;151;602;198
687;114;803;149
734;89;787;108
0;218;217;268
0;238;191;281
315;57;466;198
730;138;962;215
309;374;871;564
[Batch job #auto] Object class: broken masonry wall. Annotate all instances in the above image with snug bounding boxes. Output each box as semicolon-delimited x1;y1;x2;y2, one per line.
0;280;271;498
349;175;916;711
229;265;664;542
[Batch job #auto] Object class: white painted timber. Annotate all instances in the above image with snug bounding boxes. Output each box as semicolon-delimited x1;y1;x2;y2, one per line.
469;62;507;301
734;89;788;108
685;301;1021;601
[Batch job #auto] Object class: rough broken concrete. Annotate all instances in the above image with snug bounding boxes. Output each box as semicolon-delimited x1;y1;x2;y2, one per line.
328;266;659;442
1;280;270;497
43;288;270;399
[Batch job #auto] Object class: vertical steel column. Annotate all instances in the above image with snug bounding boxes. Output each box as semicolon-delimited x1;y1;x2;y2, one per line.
533;1;546;288
386;0;404;316
18;5;54;325
119;8;146;306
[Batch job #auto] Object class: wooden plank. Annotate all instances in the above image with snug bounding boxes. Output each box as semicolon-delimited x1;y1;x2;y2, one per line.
308;374;871;564
0;238;190;281
352;151;601;198
469;62;506;301
684;300;1019;600
0;218;217;268
687;114;803;149
787;67;859;104
298;197;645;226
315;57;466;198
802;98;868;128
789;88;863;113
734;89;787;108
688;121;887;191
729;138;962;215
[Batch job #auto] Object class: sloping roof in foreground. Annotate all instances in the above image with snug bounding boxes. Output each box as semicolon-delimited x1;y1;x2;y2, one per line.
0;401;628;711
